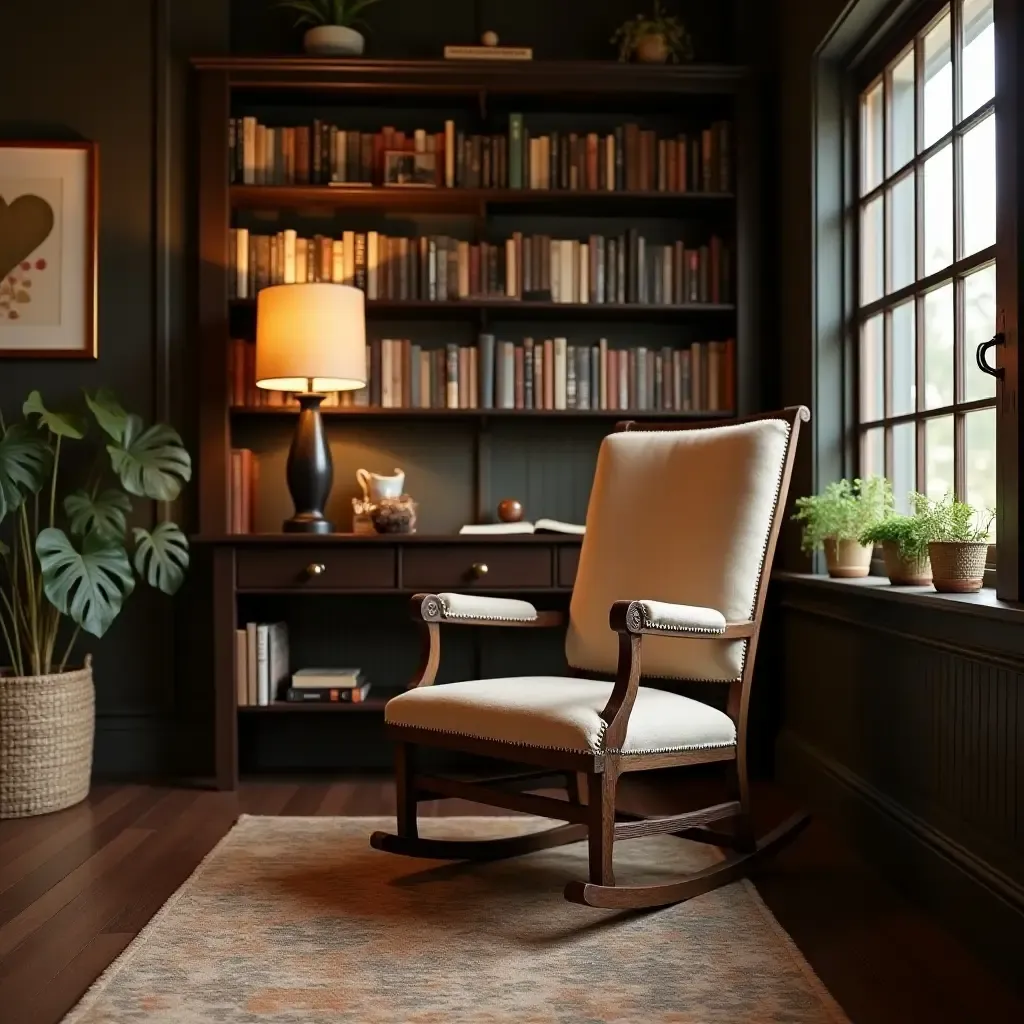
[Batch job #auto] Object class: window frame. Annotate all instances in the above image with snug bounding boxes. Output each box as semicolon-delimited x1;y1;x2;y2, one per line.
851;0;997;522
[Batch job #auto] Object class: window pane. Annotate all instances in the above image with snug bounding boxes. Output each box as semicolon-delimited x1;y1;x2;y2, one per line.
893;421;916;513
891;300;916;416
861;196;884;304
925;416;955;500
963;262;997;401
889;172;915;291
965;407;996;539
862;80;884;194
923;144;953;275
889;48;915;173
924;283;954;409
923;11;953;149
962;113;995;257
862;427;885;478
861;314;885;421
962;0;995;118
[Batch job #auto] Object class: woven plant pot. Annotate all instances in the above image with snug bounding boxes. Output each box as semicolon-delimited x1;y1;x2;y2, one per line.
0;656;94;818
881;542;932;586
822;537;873;578
928;541;988;594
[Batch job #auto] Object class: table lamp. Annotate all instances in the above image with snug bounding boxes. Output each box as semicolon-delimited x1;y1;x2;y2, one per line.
256;283;367;534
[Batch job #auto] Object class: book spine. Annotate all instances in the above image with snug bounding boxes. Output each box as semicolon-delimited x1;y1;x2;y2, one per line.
509;114;523;189
554;338;567;410
256;624;269;706
479;333;495;409
524;338;534;410
446;343;459;409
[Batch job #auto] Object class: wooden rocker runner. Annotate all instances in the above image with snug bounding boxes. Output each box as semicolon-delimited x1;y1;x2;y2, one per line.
370;407;810;910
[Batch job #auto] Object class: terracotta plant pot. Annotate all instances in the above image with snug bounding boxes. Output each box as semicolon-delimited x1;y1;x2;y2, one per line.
928;541;988;593
881;542;932;586
0;657;94;818
822;537;873;578
303;25;365;56
634;33;669;63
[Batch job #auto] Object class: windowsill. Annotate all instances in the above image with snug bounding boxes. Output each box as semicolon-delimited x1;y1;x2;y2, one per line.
772;572;1024;623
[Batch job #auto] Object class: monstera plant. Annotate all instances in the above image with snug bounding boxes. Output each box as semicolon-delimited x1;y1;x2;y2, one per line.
0;390;191;677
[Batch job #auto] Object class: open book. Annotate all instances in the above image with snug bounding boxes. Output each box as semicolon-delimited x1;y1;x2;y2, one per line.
459;519;585;536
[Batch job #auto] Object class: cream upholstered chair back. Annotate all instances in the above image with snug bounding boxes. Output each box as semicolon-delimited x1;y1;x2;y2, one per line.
565;416;794;683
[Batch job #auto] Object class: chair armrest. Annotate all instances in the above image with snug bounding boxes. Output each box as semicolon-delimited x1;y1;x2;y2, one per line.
609;599;754;638
413;593;564;628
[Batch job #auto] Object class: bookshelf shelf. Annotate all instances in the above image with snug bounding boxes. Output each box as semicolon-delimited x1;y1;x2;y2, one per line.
229;406;733;420
229;299;736;320
239;699;394;713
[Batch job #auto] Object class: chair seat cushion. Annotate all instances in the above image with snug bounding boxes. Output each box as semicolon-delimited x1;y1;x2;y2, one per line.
384;677;736;755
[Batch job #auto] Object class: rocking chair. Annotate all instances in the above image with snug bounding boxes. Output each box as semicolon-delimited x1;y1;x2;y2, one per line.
370;407;809;910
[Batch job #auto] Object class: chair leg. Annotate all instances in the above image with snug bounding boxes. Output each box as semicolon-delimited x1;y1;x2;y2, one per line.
727;754;755;854
394;741;418;840
586;767;617;887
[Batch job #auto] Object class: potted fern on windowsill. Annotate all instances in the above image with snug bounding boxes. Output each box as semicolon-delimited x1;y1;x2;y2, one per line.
792;477;892;578
0;391;191;818
921;494;993;594
859;492;933;586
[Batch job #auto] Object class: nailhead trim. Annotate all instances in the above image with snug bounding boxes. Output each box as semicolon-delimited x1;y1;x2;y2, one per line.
439;597;537;624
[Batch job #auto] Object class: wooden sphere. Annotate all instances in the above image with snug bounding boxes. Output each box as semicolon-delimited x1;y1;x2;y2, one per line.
481;30;499;47
497;498;524;523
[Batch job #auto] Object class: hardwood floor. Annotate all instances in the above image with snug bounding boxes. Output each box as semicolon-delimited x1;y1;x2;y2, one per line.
0;775;1020;1024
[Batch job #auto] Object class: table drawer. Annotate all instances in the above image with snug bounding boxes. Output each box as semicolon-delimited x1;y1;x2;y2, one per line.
402;545;553;590
236;548;397;590
558;546;580;589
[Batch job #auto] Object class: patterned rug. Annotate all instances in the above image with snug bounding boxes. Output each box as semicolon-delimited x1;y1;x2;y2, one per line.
65;816;848;1023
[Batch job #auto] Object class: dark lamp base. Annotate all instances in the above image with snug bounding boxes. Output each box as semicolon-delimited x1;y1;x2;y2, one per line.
283;513;333;534
283;393;335;535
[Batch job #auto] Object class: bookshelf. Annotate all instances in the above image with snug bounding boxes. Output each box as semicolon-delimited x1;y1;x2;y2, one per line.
193;58;760;782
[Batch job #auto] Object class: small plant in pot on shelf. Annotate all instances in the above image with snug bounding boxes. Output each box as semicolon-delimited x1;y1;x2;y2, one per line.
859;493;933;586
276;0;381;57
0;391;191;818
612;1;694;64
792;477;891;578
921;494;993;594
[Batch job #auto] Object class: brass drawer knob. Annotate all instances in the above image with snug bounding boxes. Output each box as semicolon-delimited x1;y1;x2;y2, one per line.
471;562;489;578
306;562;327;577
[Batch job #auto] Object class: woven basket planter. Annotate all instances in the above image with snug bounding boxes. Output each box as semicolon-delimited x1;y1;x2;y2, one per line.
0;656;94;818
822;537;873;578
881;542;932;586
928;541;988;594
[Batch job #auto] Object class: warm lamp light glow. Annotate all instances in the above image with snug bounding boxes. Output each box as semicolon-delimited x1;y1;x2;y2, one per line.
255;283;367;393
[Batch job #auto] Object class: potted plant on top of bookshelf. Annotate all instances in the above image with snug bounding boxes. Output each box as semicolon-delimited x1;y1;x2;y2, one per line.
859;492;933;586
276;0;381;57
921;493;994;594
611;1;695;64
792;476;891;578
0;390;191;818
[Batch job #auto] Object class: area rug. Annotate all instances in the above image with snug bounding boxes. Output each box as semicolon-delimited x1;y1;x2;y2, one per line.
65;816;849;1023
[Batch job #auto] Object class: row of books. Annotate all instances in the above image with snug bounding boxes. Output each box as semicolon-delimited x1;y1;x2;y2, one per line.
228;229;731;306
234;624;371;705
228;116;731;193
229;336;735;414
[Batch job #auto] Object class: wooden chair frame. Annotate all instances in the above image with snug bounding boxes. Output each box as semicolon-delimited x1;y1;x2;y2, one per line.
370;407;810;910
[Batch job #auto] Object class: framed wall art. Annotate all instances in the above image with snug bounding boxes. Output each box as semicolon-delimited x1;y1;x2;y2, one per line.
0;141;98;359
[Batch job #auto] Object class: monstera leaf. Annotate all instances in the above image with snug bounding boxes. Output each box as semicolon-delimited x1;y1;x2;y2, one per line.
108;416;192;501
65;489;132;540
0;423;51;523
23;391;85;439
36;527;135;638
85;389;130;443
133;522;189;595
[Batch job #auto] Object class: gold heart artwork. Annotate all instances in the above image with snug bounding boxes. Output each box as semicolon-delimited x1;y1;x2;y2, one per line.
0;193;55;282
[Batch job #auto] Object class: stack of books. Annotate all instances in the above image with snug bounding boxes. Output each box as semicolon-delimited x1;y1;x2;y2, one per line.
228;228;731;306
227;115;731;193
235;622;289;706
283;668;371;704
228;336;735;414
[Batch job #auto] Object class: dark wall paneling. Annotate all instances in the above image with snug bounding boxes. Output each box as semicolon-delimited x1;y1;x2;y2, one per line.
775;578;1024;989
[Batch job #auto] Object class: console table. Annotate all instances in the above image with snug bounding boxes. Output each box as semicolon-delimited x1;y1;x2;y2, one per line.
204;534;583;788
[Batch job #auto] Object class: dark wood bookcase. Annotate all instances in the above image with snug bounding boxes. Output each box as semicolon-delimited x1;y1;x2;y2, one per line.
191;58;761;785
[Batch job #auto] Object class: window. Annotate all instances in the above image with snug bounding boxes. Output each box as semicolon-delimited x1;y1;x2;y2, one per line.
855;0;996;529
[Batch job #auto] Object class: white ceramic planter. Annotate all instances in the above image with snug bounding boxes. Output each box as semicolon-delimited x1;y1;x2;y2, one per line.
304;25;365;57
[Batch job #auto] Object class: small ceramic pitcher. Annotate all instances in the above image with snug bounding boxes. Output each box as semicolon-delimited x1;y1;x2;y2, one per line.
356;467;406;503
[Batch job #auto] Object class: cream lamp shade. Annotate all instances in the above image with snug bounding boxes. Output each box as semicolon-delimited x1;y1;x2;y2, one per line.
255;283;367;393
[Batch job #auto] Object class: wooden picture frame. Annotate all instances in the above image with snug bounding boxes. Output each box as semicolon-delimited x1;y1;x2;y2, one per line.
0;140;98;360
383;150;437;188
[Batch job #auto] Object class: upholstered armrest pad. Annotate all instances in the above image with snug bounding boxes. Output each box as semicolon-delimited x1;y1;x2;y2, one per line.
414;593;539;624
610;599;728;636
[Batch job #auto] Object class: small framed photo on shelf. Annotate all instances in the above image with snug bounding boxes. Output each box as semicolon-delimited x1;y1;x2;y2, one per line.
0;140;98;359
384;150;437;188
